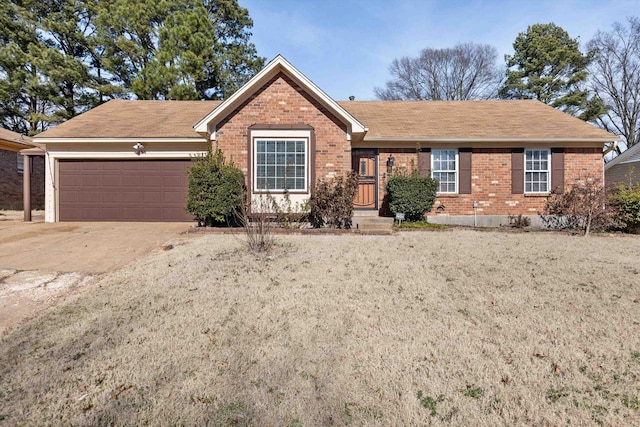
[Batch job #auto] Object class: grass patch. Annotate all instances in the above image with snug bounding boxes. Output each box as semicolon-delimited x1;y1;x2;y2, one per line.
394;220;447;230
1;231;640;425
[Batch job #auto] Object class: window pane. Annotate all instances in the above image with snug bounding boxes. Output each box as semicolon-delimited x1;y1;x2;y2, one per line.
285;177;295;189
266;140;275;152
267;165;275;177
266;153;275;164
285;153;295;165
295;178;304;190
275;165;285;177
286;140;295;152
296;141;304;152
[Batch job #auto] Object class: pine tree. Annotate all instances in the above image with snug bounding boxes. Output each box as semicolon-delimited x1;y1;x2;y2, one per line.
499;22;605;122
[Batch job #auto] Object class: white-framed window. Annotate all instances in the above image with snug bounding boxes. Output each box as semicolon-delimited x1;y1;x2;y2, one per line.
432;149;458;193
525;149;550;193
254;138;308;192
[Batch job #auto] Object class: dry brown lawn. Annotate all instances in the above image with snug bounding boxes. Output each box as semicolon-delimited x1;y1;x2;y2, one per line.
1;230;639;426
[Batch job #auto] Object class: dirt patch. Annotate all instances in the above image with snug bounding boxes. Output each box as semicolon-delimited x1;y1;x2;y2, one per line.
0;269;96;336
0;231;639;425
0;221;196;335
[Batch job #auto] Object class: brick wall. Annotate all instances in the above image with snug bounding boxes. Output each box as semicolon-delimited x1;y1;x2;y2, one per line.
215;73;350;188
377;146;603;216
0;149;45;210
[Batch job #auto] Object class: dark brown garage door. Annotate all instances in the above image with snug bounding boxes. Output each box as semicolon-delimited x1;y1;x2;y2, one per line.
59;160;194;221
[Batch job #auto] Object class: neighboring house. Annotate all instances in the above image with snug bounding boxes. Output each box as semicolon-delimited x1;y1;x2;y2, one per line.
605;143;640;188
0;128;45;210
34;56;617;224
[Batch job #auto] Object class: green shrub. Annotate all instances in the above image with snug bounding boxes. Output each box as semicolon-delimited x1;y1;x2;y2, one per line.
611;183;640;232
309;172;358;228
386;172;438;221
186;148;245;226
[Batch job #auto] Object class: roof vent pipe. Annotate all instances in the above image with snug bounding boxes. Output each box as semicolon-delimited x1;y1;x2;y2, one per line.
349;96;355;101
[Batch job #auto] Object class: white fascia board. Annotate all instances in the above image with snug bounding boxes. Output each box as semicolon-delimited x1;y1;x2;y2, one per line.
193;55;367;136
47;151;207;159
35;137;208;143
363;136;617;143
604;142;640;170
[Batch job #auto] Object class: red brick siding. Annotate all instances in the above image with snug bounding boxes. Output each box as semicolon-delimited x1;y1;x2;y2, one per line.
215;73;349;188
376;146;603;216
0;149;45;210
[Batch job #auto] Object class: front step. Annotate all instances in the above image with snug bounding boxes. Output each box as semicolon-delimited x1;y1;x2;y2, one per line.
353;215;394;235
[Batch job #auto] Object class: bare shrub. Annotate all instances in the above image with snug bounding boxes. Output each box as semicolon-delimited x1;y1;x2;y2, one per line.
237;194;275;254
309;172;358;228
542;174;619;235
271;191;309;229
508;214;531;228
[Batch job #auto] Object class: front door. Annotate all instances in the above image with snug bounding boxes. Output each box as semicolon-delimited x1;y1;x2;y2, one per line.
352;149;378;209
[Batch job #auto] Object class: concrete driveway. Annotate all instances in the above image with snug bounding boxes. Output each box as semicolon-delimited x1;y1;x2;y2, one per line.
0;220;194;272
0;217;197;335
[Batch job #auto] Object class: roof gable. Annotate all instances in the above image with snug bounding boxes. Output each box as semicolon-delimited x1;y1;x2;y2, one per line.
193;55;367;139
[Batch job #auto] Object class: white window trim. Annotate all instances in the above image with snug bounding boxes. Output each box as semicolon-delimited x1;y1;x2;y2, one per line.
431;149;459;194
524;148;551;194
252;131;310;194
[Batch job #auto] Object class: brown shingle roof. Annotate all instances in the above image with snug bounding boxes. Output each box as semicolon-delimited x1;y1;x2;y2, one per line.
0;127;33;147
37;100;220;139
35;98;617;142
338;99;616;140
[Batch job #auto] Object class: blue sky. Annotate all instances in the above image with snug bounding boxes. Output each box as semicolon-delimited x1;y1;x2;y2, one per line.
239;0;639;101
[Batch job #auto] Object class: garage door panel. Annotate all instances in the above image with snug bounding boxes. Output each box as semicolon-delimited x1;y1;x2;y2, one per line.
122;175;141;186
101;175;122;187
81;192;101;202
163;191;184;203
142;175;162;186
59;160;194;221
143;191;162;203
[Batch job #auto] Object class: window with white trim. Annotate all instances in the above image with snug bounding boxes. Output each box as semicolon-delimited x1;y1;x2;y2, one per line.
432;149;458;193
254;138;307;192
525;149;550;193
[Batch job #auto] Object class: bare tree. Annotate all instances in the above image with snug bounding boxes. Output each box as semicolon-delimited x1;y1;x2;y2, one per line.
374;43;502;100
587;18;640;151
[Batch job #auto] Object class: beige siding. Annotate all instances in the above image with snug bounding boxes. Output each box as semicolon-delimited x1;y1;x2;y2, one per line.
605;162;640;187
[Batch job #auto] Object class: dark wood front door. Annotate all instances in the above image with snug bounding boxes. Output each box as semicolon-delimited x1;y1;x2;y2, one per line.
352;149;378;209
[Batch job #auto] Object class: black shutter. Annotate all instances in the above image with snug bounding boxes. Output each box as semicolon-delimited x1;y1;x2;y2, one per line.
551;148;565;193
418;148;431;176
458;148;472;194
511;148;524;194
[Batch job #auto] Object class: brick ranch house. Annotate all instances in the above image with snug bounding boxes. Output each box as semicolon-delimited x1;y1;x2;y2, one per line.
34;56;617;224
0;128;45;210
